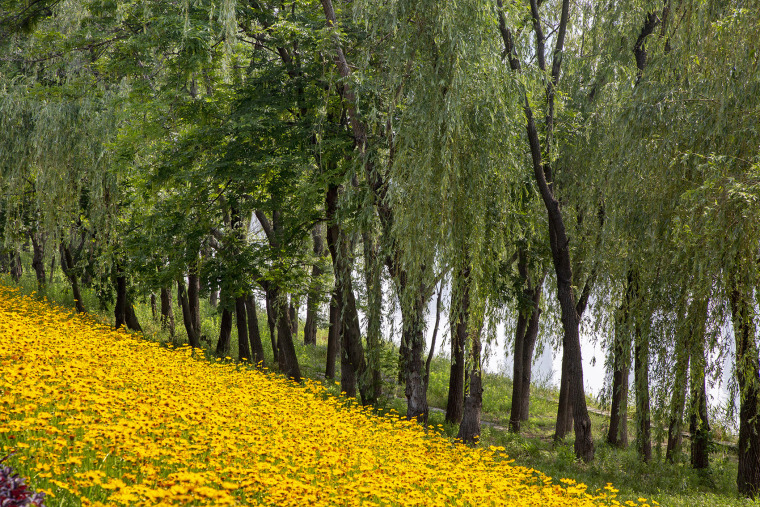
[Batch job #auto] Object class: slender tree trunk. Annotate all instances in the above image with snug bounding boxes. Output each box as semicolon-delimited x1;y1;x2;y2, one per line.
304;224;325;345
125;299;142;333
730;268;760;497
114;265;127;330
325;183;368;402
216;305;233;357
246;293;266;366
446;268;470;425
236;295;251;361
188;268;201;341
272;288;302;381
458;319;484;443
10;251;22;283
265;288;278;359
363;230;383;403
608;313;630;448
424;281;444;387
687;298;711;469
401;290;428;423
150;294;158;320
634;313;651;462
510;256;544;432
520;279;544;420
178;277;201;348
160;287;175;338
666;331;690;461
60;243;85;313
325;292;340;379
289;297;298;338
554;355;573;440
49;255;55;285
30;232;46;293
510;309;528;432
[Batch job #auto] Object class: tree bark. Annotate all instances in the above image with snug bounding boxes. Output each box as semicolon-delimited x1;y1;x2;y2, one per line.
114;265;127;330
246;293;266;366
446;268;470;425
634;305;651;463
60;243;85;313
236;295;251;361
304;223;325;345
11;251;22;283
125;299;142;333
689;343;710;470
188;268;201;342
520;278;544;421
401;291;428;423
458;319;483;443
160;287;176;338
608;316;630;448
272;288;302;381
216;305;233;357
325;291;340;379
730;268;760;497
666;327;690;461
363;229;383;403
554;354;574;440
325;183;369;402
265;288;278;360
178;277;201;348
510;255;544;432
30;232;46;293
289;297;298;338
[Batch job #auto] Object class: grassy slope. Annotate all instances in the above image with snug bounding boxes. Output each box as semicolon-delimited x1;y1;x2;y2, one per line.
5;268;760;507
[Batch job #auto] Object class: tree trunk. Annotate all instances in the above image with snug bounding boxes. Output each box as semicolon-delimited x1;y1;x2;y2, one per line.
289;297;298;338
510;256;544;432
114;266;127;330
446;268;470;425
634;311;651;462
30;232;46;293
246;293;266;366
665;330;690;461
49;255;56;285
178;277;201;348
401;290;428;423
236;295;251;361
458;320;483;443
510;308;527;433
216;305;233;357
60;243;85;313
554;355;574;440
520;279;544;421
265;288;278;359
304;224;325;345
10;251;22;283
608;312;630;448
325;183;368;402
325;291;339;379
689;350;710;470
272;288;302;381
363;230;383;403
730;268;760;497
150;294;158;320
160;287;176;338
125;299;142;333
188;268;201;341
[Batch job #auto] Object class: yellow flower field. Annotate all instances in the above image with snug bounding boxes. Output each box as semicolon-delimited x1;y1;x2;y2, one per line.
0;285;642;506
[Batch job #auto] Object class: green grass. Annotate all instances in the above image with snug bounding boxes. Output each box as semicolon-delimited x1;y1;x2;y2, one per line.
4;265;759;506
